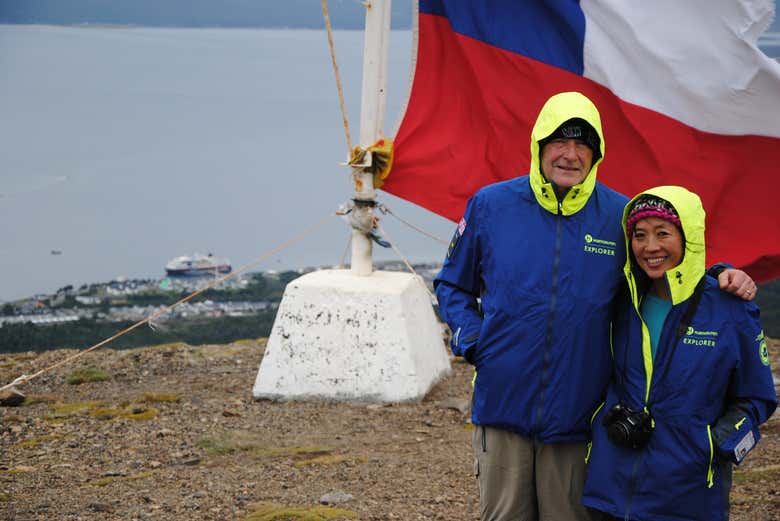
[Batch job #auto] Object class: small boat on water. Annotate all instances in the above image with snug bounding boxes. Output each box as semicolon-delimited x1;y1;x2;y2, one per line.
165;253;231;277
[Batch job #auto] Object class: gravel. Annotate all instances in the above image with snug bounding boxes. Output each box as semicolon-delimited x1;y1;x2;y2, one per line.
1;337;778;520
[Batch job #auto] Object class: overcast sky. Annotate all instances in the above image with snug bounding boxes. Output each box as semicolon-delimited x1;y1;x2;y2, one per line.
0;1;777;33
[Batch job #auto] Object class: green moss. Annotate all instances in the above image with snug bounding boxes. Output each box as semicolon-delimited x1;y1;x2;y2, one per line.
45;400;156;422
22;393;58;406
293;455;346;468
197;431;265;455
12;435;57;449
231;337;267;347
88;408;120;420
135;392;181;404
243;503;356;521
41;416;69;424
0;492;11;502
50;401;105;415
197;432;332;460
65;367;110;385
123;407;158;421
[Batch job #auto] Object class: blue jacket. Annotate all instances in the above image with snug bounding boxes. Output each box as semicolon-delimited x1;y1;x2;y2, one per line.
434;92;628;442
582;186;778;521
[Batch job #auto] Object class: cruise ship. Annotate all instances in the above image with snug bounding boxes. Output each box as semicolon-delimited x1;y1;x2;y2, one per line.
165;253;232;277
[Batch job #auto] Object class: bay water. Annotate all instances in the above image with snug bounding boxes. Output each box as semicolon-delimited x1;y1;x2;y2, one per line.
0;25;453;302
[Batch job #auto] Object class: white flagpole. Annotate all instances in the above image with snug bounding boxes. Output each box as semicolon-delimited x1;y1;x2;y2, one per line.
350;0;392;276
253;0;451;404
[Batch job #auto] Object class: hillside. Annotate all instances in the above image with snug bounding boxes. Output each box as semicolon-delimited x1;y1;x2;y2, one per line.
2;274;778;358
0;336;779;520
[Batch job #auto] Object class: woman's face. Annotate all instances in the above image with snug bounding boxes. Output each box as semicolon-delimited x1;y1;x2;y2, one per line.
631;217;684;280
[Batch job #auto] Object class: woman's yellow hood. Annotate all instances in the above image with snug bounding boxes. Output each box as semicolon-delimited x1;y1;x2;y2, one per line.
622;185;707;306
529;91;605;215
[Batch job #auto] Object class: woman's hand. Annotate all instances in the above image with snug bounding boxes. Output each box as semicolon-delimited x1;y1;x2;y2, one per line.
718;269;757;301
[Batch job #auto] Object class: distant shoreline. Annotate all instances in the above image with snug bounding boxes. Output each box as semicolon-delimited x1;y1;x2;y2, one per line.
0;0;415;31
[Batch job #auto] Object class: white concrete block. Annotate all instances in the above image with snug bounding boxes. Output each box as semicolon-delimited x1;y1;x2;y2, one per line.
252;269;451;402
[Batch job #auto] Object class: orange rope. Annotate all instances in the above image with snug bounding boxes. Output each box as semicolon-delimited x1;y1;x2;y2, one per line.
375;224;437;302
322;0;353;155
378;205;448;245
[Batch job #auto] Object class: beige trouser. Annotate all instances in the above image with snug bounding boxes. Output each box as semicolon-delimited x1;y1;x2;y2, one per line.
472;425;600;521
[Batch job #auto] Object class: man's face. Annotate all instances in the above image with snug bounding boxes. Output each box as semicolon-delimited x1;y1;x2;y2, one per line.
540;138;594;190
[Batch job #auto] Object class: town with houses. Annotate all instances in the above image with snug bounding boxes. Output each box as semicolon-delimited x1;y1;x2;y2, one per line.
0;262;442;331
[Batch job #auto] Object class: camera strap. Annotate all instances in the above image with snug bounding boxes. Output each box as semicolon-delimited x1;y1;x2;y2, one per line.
647;277;707;407
675;277;707;340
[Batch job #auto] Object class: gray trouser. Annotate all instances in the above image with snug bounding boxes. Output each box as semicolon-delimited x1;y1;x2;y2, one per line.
472;425;599;521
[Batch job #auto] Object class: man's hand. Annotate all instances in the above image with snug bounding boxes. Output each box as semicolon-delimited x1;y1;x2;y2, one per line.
718;269;757;301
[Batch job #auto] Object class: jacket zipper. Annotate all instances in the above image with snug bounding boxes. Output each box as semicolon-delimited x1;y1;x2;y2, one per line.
623;454;643;521
623;278;659;520
585;401;605;464
534;201;563;435
706;425;715;488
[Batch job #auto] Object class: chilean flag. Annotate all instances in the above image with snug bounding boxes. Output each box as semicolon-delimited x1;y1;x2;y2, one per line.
384;0;780;281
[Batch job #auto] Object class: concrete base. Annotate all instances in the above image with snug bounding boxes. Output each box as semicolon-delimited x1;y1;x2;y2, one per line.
252;269;451;403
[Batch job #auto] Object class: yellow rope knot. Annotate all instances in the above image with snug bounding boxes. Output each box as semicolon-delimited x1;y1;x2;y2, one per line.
348;138;394;189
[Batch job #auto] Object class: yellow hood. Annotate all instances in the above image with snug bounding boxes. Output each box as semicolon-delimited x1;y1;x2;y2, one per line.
622;185;707;306
529;91;605;215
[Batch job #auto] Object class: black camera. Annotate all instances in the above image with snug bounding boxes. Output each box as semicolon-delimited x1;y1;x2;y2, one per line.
602;403;652;449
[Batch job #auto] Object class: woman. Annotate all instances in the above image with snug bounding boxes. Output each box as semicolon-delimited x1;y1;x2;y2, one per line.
582;186;777;521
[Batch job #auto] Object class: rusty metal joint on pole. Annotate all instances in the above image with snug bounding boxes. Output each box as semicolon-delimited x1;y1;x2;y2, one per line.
353;198;377;207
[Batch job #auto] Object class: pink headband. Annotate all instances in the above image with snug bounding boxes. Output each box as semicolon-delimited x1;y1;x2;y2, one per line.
627;197;681;236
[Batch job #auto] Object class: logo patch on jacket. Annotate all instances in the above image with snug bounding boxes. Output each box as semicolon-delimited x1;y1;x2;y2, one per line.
683;327;718;348
583;233;616;256
757;331;769;366
448;217;467;257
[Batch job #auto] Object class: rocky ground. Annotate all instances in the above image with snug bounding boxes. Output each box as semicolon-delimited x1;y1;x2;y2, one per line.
0;336;778;521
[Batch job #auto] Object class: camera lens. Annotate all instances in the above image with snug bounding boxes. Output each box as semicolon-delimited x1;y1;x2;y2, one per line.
607;421;632;446
603;404;652;449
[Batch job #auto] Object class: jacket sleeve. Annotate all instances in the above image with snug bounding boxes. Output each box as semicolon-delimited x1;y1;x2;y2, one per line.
434;196;483;364
712;302;778;464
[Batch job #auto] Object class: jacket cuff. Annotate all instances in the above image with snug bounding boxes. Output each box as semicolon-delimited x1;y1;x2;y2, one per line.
705;262;732;279
460;334;479;364
462;344;476;365
717;417;761;465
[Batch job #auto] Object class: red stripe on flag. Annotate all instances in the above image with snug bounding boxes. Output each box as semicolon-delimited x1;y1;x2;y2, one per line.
386;14;780;281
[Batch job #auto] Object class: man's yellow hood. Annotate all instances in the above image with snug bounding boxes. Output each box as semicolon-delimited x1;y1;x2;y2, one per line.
622;185;707;306
529;91;605;215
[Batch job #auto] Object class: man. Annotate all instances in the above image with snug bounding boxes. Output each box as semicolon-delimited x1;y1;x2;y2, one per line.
434;91;756;521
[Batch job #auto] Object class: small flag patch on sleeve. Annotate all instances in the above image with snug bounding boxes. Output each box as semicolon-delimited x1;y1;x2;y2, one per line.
448;217;467;258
